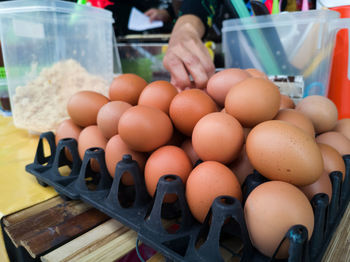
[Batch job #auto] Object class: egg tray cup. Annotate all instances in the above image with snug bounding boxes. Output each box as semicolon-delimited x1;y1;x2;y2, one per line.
23;131;350;262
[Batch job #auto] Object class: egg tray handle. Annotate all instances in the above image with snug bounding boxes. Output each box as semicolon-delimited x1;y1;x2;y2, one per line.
193;196;254;262
26;132;83;193
70;148;153;230
33;131;56;169
74;147;112;194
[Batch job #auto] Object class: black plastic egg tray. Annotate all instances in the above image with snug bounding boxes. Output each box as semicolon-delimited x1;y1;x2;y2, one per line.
25;132;350;262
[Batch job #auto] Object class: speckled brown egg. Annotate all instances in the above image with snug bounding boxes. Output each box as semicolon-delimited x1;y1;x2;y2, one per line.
225;78;281;127
274;109;315;138
145;145;192;202
169;89;217;136
316;131;350;156
192;112;244;164
67;91;109;127
246;120;323;186
318;143;346;180
244;181;314;258
186;161;242;223
138;80;178;114
300;170;332;202
97;101;132;139
105;134;146;185
295;95;338;134
118;105;173;152
206;68;251;106
109;74;148;105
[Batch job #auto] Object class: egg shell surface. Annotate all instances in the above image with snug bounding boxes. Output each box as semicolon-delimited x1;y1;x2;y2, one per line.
246;120;323;186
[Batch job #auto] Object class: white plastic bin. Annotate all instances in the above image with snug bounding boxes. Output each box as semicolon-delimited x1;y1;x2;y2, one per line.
0;0;115;132
222;9;350;98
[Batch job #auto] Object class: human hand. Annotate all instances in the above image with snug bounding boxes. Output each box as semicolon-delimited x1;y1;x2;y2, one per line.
163;15;215;90
144;8;171;22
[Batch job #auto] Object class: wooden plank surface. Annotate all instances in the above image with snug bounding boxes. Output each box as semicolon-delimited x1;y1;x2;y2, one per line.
5;200;91;247
3;195;349;262
41;219;137;262
21;208;109;257
2;196;64;227
322;204;350;262
3;197;109;258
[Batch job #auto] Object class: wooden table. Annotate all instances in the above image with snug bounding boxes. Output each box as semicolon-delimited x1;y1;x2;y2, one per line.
1;115;349;262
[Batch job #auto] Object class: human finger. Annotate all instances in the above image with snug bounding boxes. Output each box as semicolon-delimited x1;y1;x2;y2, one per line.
179;45;210;89
163;51;192;90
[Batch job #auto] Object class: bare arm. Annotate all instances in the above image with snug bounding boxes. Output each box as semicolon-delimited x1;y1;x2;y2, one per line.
163;15;215;90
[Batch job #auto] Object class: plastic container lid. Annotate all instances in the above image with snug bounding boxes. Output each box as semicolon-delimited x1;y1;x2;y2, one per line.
0;0;113;22
222;9;340;31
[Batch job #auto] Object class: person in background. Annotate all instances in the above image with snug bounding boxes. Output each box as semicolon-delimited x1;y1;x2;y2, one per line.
163;0;228;90
162;0;291;90
106;0;177;37
144;0;175;23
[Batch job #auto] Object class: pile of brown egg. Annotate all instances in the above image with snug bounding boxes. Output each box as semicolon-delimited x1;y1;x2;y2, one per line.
55;69;350;259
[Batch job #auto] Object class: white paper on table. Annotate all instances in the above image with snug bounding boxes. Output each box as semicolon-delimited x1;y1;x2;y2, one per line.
128;7;164;31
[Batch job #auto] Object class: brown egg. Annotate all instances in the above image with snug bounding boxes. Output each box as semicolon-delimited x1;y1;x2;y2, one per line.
274;109;315;138
55;119;82;145
244;181;314;259
118;105;173;152
318;143;346;180
206;68;251;106
97;101;132;139
186;161;242;223
225;78;281;127
55;119;83;161
105;135;146;185
192;112;244;164
78;125;108;171
300;170;332;202
316;131;350;156
333;118;350;140
229;145;254;185
138;80;178;114
246;120;323;186
181;139;200;166
295;95;338;134
67;91;109;127
169;89;217;136
280;94;295;109
245;68;269;79
109;74;148;105
144;146;192;202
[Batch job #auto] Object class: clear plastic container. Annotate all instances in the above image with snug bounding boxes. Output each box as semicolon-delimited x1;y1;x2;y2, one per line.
117;43;170;82
222;9;350;98
0;0;116;132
